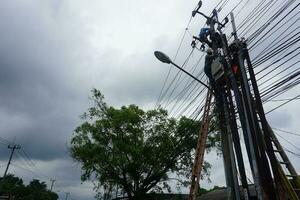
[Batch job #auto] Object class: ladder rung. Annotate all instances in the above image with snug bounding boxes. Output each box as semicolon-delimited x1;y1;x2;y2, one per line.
279;161;289;165
274;149;282;153
286;174;298;177
293;188;300;191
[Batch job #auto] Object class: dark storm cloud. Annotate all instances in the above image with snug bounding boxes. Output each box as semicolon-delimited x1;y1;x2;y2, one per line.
0;0;90;161
0;0;220;199
96;47;173;106
0;0;195;165
0;0;298;199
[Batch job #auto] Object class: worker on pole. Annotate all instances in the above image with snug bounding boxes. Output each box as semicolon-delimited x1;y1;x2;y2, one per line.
204;48;214;85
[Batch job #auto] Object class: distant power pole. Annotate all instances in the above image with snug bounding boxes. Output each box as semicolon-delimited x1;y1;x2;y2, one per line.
65;192;70;200
3;144;21;178
50;179;56;191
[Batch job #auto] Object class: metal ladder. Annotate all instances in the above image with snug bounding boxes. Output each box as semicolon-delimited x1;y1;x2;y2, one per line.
188;89;213;200
268;125;300;200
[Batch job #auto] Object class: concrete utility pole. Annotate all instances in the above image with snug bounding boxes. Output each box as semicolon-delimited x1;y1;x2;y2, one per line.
3;144;21;178
65;192;70;200
50;179;56;191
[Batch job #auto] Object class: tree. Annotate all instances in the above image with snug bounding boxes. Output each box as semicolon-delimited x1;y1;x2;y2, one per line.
24;179;58;200
198;187;209;196
0;174;58;200
70;89;218;200
0;174;25;196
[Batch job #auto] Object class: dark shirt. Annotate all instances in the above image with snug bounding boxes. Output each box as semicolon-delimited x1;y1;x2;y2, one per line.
204;54;214;83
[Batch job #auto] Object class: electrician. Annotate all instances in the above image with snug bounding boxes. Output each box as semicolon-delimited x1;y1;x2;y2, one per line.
199;28;212;48
204;48;214;85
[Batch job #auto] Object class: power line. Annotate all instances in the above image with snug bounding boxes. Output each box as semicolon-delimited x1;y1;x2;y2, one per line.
10;162;43;179
247;0;298;43
284;148;300;158
162;48;196;107
156;25;190;107
156;14;195;108
274;132;300;152
272;127;300;137
158;48;196;107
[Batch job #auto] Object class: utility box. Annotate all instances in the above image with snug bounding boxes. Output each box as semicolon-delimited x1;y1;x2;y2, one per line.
211;57;225;81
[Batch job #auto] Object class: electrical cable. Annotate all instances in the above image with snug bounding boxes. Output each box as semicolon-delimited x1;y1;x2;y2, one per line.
266;97;300;102
266;94;300;114
163;49;203;108
158;48;195;107
247;0;297;42
273;127;300;137
240;0;278;37
250;9;300;52
156;16;194;107
236;0;269;30
274;132;300;152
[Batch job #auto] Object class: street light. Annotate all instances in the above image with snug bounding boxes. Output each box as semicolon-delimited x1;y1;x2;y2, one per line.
154;51;211;91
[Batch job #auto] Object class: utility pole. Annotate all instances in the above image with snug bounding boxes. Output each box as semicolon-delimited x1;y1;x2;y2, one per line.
210;9;241;200
157;1;300;199
229;12;263;200
65;192;70;200
50;179;56;191
3;144;21;178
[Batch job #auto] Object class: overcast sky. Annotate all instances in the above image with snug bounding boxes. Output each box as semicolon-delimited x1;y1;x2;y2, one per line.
0;0;299;199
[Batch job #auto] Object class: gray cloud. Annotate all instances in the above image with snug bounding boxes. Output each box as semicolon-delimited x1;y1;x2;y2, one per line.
0;0;299;199
0;0;207;199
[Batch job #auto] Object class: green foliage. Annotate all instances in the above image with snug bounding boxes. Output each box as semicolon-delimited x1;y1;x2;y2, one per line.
0;174;58;200
211;185;226;190
198;185;226;196
198;187;209;195
206;116;222;155
70;89;219;200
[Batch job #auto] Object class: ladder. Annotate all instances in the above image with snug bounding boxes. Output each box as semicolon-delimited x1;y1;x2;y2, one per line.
188;89;213;200
268;124;300;200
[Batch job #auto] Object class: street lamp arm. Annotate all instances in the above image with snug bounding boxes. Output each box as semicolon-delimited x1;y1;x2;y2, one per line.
154;51;211;92
170;61;211;91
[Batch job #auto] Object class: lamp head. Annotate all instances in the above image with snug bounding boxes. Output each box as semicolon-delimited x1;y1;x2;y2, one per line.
154;51;172;64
